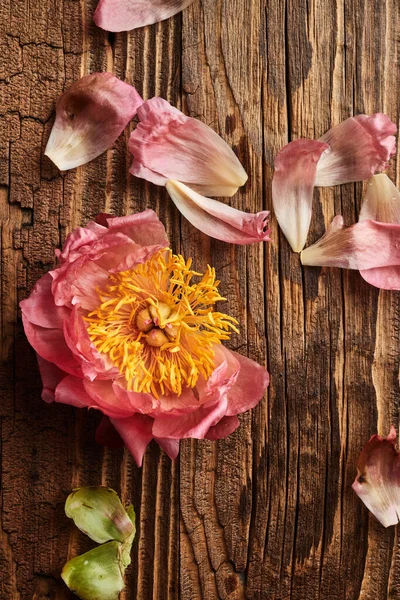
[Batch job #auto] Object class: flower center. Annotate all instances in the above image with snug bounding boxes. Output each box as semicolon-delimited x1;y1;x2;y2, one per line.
85;249;238;397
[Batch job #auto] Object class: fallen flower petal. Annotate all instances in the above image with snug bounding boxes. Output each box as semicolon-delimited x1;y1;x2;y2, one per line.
166;180;271;244
300;216;400;274
352;426;400;527
359;174;400;289
129;97;247;197
21;211;269;465
94;0;195;32
316;113;397;186
272;139;329;252
45;73;143;170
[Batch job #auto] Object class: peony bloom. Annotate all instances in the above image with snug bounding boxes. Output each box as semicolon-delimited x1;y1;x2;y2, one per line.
272;113;397;252
20;211;269;466
93;0;195;32
45;73;143;171
352;427;400;527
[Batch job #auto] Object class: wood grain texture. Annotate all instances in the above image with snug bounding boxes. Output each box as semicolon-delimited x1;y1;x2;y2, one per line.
1;0;399;599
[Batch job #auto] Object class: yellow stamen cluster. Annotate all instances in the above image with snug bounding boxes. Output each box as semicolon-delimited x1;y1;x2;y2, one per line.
85;249;238;398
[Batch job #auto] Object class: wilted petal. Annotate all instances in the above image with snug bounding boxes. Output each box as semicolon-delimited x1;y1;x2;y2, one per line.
166;180;270;244
358;174;400;289
45;73;143;170
272;139;329;252
129;97;247;197
94;0;195;32
316;113;397;186
300;216;400;275
352;426;400;527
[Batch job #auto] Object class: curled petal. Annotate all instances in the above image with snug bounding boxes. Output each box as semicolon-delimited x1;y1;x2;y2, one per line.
166;180;270;244
129;98;247;197
316;113;397;186
19;273;70;329
205;416;240;441
36;355;66;403
222;348;269;417
45;73;143;170
352;426;400;527
359;174;400;289
94;0;195;32
272;139;329;252
300;216;400;276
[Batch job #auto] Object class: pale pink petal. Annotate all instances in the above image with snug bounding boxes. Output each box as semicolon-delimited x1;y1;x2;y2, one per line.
111;414;154;466
151;396;229;439
105;210;168;247
83;379;134;419
316;113;397;186
300;216;400;276
95;416;124;449
222;348;269;417
129;98;247;197
166;180;270;245
36;355;66;403
22;314;82;378
19;273;70;329
45;73;143;170
359;174;400;289
272;139;329;252
94;0;195;32
55;375;95;409
205;415;240;441
352;426;400;527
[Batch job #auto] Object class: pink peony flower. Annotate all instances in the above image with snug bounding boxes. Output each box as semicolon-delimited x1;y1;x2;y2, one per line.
20;211;269;466
272;113;397;252
93;0;195;32
352;426;400;527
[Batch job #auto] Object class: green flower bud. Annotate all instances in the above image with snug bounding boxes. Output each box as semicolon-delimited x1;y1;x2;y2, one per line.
61;541;125;600
65;487;135;544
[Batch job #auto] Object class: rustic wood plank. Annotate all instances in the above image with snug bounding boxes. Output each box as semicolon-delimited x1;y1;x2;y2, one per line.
1;0;399;599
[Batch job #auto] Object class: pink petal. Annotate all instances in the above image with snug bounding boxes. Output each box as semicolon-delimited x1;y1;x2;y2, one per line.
94;0;195;32
45;73;143;170
36;355;66;403
129;98;247;197
300;216;400;277
272;139;329;252
151;396;229;439
55;375;95;409
222;348;269;417
155;437;180;460
105;210;169;247
111;414;155;466
52;257;109;310
316;113;397;186
83;379;135;419
19;272;70;329
22;314;82;378
56;222;107;264
352;426;400;527
205;415;240;441
95;416;124;449
166;180;270;245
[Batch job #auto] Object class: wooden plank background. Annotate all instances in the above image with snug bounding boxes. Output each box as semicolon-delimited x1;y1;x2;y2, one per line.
1;0;399;598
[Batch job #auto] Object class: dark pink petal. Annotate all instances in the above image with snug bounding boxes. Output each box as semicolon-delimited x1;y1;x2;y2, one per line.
316;113;397;186
111;414;155;466
205;416;240;441
19;272;70;329
155;437;180;460
352;426;400;527
45;73;143;170
95;416;124;449
359;174;400;289
36;355;66;403
300;216;400;277
22;314;82;378
222;348;269;417
94;0;195;32
55;376;94;409
166;180;270;245
272;139;329;252
129;98;247;197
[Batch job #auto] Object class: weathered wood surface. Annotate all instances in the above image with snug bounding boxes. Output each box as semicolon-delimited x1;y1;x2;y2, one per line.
1;0;399;598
